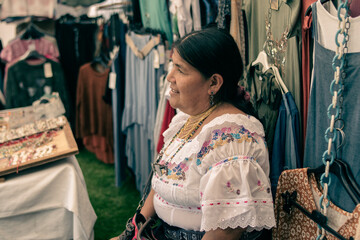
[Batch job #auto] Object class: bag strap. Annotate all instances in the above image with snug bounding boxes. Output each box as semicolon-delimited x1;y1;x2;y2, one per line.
136;169;154;211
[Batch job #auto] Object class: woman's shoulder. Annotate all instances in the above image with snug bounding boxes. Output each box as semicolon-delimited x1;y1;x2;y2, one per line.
203;103;265;137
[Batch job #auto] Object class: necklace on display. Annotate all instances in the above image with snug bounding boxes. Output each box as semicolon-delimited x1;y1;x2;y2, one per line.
264;1;290;76
152;103;219;176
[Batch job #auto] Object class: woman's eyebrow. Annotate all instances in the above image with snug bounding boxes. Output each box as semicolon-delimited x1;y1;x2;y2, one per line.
174;63;183;69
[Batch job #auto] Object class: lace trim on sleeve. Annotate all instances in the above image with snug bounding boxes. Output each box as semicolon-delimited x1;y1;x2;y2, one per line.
200;201;275;232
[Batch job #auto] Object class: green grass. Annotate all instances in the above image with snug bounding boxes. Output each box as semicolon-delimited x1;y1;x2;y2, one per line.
76;149;141;240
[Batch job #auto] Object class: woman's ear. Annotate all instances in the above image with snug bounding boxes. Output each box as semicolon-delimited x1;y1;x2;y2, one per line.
209;74;224;94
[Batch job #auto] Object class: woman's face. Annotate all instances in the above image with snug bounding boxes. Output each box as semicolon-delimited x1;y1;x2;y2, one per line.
167;49;212;115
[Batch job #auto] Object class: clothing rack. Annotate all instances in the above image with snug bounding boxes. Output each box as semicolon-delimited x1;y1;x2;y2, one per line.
282;191;354;240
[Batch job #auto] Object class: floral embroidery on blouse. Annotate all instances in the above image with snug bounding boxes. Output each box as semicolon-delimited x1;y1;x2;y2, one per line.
257;180;271;193
226;181;241;195
196;126;262;166
165;157;192;181
158;177;184;187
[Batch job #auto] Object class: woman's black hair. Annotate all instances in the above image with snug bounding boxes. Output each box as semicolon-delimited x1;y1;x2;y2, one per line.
173;27;255;116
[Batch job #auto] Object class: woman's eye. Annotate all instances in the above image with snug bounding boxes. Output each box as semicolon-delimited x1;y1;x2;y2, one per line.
177;67;184;74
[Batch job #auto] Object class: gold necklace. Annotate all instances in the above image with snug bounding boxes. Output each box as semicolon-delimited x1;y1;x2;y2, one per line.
177;106;218;139
153;104;219;176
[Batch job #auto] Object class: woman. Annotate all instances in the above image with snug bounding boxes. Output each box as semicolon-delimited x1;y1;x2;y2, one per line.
114;27;275;240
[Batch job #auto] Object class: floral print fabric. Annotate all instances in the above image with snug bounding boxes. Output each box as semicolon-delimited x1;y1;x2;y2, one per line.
273;168;360;239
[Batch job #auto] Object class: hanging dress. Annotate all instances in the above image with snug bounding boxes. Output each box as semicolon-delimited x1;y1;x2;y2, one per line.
272;168;360;240
122;31;160;191
303;1;360;212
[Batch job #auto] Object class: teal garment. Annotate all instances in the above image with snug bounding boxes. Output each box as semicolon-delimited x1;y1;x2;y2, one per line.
139;0;173;47
243;64;283;157
243;0;302;123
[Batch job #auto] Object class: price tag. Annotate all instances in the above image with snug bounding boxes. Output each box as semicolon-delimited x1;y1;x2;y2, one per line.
158;44;165;64
44;63;53;78
153;49;160;69
270;0;279;10
109;72;117;89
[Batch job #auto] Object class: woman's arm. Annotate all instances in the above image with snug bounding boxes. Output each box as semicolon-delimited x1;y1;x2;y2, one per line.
139;188;156;220
202;227;245;240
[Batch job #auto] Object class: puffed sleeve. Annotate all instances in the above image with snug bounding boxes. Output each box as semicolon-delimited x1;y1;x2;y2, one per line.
197;116;275;232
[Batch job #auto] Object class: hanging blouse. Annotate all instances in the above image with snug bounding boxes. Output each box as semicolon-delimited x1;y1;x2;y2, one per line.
0;0;56;20
173;0;202;37
1;38;59;64
138;0;173;46
243;0;302;118
273;168;360;240
5;58;68;112
76;63;113;164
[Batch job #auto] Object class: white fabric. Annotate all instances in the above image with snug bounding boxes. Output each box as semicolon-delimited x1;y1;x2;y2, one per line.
175;0;202;37
310;179;349;232
152;112;275;232
0;0;56;19
153;62;173;155
316;1;360;53
56;3;89;19
0;156;96;240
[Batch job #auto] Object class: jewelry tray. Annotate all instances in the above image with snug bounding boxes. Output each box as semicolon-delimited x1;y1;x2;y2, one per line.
0;114;78;177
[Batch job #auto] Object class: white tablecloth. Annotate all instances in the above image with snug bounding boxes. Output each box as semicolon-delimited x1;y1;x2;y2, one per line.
0;156;97;240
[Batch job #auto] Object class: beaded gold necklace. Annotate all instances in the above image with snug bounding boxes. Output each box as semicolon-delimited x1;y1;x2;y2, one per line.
152;103;219;176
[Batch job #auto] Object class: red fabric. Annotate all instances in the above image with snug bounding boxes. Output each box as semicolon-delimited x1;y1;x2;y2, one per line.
350;0;360;17
157;100;176;153
301;0;317;159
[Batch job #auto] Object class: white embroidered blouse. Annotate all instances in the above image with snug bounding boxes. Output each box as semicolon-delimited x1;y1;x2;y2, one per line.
152;112;276;232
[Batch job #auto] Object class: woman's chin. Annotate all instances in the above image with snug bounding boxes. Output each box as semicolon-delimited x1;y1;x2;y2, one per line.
168;98;178;109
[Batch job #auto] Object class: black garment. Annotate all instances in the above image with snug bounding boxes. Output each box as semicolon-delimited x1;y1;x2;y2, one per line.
130;0;143;29
5;59;69;115
59;0;105;7
112;20;128;186
216;0;231;32
102;14;127;106
55;15;98;128
108;14;122;51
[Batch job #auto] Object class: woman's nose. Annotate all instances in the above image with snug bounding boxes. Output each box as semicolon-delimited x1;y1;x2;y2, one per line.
166;68;175;83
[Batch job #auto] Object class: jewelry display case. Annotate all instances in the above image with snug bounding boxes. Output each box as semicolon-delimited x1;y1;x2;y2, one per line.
0;93;78;177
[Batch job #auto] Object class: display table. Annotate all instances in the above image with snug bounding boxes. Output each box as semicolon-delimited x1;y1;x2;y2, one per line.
0;155;97;240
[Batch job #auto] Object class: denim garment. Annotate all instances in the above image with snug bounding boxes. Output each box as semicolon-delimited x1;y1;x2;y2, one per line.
304;2;360;212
